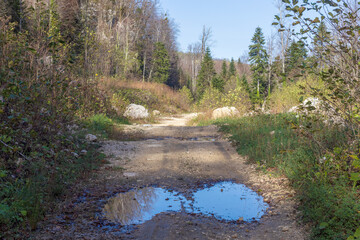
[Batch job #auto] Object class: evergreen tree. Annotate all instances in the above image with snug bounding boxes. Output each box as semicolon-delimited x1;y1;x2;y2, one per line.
196;47;216;99
228;58;236;77
285;40;307;80
5;0;27;32
152;42;170;83
212;75;225;92
221;60;227;80
249;27;268;101
313;21;330;69
240;74;250;94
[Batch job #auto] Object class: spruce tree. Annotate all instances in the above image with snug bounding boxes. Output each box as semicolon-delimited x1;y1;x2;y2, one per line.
196;47;216;99
313;21;330;69
228;58;236;77
212;75;225;92
249;27;268;101
285;40;307;80
240;74;250;94
152;42;170;83
221;60;227;80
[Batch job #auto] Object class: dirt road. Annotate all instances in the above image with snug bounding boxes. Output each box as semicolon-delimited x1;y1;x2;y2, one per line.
33;114;307;240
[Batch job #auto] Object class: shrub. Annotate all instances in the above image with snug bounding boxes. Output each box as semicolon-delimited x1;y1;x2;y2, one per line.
197;87;251;114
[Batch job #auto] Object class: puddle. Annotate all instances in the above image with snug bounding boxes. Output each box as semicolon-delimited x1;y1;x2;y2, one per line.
102;182;268;225
102;187;186;225
190;182;268;221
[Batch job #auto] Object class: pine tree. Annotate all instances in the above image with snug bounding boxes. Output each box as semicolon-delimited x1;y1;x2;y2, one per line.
152;42;170;83
221;60;227;80
240;74;250;94
228;58;236;77
196;47;216;99
249;27;268;101
313;21;330;69
285;40;307;80
212;75;225;92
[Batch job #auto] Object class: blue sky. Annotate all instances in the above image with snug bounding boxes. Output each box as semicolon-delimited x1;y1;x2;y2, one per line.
159;0;279;60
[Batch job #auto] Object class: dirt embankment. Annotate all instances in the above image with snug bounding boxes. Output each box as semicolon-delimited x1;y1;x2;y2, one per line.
32;114;307;240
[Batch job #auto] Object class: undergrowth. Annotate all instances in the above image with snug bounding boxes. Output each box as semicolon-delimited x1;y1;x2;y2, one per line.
208;114;360;240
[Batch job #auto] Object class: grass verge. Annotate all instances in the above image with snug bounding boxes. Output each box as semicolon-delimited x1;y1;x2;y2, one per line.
205;114;360;240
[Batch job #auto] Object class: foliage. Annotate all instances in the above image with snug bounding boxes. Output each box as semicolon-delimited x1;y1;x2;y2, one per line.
197;87;251;114
179;86;194;106
269;76;326;113
213;114;360;239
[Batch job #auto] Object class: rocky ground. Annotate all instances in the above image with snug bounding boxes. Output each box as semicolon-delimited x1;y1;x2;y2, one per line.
31;114;307;240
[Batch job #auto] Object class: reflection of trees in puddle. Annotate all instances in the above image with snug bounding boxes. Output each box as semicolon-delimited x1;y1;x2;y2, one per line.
103;188;157;225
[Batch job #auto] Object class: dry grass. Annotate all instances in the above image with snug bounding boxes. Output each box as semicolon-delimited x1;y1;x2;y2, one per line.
98;77;190;114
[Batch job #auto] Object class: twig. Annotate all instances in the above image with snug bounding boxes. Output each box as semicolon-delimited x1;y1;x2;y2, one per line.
0;139;31;161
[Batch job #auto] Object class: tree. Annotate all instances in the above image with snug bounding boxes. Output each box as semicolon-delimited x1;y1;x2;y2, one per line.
200;25;212;59
240;74;250;94
212;75;225;92
228;58;236;77
221;60;227;80
249;27;268;101
284;40;307;81
152;42;170;83
312;21;330;70
196;47;216;99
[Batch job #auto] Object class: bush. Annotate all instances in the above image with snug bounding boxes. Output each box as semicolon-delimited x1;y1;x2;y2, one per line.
269;76;326;113
197;87;251;114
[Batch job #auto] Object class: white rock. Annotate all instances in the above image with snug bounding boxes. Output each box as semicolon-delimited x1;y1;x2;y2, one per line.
152;110;160;116
80;150;88;155
123;104;149;119
212;107;240;119
288;97;345;126
85;134;97;142
71;152;79;158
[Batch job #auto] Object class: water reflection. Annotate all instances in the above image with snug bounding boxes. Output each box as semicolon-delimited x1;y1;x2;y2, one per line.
102;182;269;225
103;187;185;225
190;182;268;221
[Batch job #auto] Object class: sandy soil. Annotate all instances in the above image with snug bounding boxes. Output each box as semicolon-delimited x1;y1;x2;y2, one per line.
32;114;308;240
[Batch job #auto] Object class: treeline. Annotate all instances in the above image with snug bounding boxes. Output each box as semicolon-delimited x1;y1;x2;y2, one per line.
0;0;180;85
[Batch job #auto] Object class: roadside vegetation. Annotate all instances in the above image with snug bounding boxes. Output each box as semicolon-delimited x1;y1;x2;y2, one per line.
0;0;186;237
200;114;358;239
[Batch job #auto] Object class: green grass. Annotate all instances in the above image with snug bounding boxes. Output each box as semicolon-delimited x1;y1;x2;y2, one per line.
0;136;105;238
84;113;130;138
207;113;360;240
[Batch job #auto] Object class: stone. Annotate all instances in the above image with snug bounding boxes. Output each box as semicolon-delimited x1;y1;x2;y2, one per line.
80;150;88;155
71;152;79;158
85;134;97;142
152;110;160;116
288;97;345;126
212;107;240;119
123;104;149;119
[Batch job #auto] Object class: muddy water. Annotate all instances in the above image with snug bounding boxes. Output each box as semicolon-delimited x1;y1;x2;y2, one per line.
102;181;269;225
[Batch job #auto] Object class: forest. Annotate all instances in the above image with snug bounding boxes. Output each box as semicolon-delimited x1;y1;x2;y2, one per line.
0;0;360;239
